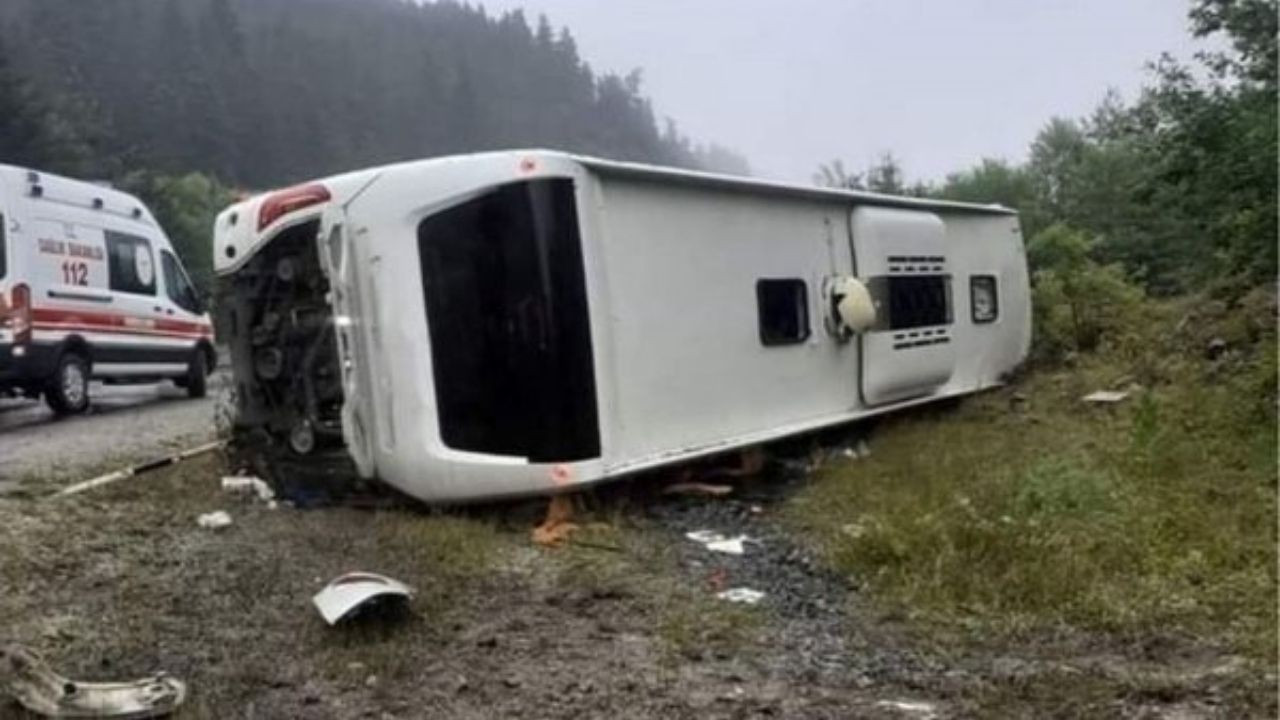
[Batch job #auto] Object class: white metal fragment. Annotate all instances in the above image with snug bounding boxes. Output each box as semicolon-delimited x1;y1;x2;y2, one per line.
716;588;765;604
0;643;186;718
196;511;232;530
312;572;414;625
1082;390;1130;404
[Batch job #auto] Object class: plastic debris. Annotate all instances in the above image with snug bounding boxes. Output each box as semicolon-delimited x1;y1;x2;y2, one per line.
531;495;578;547
196;511;232;530
662;482;734;498
685;530;752;555
0;643;186;718
875;699;938;718
312;572;414;625
221;475;275;503
716;587;765;604
1206;337;1228;359
1082;390;1130;404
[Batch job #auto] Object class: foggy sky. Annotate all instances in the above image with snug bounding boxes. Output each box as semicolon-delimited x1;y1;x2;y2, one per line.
479;0;1213;183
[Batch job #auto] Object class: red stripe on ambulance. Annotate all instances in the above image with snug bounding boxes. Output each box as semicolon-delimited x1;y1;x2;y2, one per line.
31;307;212;339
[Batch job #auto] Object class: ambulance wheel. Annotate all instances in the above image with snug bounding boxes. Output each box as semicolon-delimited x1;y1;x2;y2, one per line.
46;352;90;416
185;350;208;399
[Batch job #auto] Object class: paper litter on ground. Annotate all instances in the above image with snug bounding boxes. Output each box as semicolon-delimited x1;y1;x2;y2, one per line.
685;530;753;555
716;587;765;604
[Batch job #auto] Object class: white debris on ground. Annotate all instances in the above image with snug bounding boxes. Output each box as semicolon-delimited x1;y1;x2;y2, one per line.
716;587;765;604
221;475;278;509
0;643;187;718
839;439;871;461
661;482;734;497
1083;389;1131;404
685;530;753;555
312;572;414;626
196;511;232;530
874;699;938;718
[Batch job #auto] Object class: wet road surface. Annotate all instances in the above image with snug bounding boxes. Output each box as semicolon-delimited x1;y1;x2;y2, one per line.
0;373;228;491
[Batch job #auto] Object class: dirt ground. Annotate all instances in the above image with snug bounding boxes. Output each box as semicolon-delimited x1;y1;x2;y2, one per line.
0;444;1272;719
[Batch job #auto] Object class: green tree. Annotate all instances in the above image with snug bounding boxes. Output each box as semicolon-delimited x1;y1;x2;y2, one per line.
1027;225;1142;357
0;39;95;174
936;158;1044;234
814;159;864;190
120;172;237;295
865;152;905;194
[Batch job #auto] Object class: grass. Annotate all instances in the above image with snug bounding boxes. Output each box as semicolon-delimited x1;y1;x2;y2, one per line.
537;514;765;665
785;289;1278;662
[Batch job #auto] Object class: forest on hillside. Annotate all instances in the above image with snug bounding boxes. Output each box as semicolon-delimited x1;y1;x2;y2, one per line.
0;0;748;289
0;0;748;188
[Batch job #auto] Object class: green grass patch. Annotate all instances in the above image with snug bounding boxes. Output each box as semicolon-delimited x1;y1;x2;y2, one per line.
786;291;1278;661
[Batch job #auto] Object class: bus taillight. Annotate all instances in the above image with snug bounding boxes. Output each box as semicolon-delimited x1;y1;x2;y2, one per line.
258;183;331;232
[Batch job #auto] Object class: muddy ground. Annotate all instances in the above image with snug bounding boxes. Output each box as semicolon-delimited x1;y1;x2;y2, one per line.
0;446;1273;719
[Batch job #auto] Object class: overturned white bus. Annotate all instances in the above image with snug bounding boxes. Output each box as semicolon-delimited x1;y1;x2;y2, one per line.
213;151;1030;503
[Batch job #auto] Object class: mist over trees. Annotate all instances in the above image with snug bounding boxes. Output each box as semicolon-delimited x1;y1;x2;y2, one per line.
819;0;1277;299
0;0;748;188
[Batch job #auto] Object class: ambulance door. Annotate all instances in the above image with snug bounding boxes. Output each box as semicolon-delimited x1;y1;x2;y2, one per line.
98;228;169;372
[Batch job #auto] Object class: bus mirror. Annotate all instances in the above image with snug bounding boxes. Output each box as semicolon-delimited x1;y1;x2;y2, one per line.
832;276;876;334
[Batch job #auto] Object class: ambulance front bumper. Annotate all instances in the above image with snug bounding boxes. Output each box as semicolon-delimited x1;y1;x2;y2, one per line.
0;341;59;386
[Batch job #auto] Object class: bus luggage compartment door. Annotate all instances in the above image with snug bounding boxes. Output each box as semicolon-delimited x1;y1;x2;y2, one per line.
850;206;956;406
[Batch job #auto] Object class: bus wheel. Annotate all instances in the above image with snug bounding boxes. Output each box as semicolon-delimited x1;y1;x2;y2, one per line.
46;352;90;416
185;350;208;399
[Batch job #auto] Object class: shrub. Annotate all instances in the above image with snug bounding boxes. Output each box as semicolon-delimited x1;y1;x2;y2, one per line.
1028;224;1143;359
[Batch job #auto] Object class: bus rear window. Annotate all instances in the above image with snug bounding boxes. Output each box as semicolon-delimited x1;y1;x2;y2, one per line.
417;179;600;462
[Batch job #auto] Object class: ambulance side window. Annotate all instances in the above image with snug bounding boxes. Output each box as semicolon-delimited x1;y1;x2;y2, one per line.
161;250;201;314
105;231;156;295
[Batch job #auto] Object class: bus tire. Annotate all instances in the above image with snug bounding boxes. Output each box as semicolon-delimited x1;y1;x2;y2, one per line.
46;352;91;416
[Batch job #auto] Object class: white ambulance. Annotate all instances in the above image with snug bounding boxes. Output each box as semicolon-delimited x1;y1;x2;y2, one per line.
0;165;216;414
